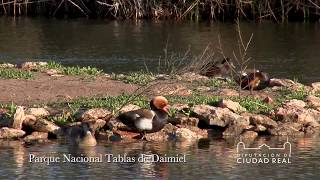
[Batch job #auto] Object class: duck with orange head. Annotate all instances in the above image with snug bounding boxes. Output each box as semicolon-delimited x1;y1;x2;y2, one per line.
236;70;270;91
117;96;170;139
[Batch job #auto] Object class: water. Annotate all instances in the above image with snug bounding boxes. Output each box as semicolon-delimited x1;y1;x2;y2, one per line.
1;136;320;179
1;17;320;178
0;17;320;83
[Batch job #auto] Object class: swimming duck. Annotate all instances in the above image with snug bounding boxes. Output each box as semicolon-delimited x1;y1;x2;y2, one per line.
236;70;270;91
200;57;235;77
67;122;97;146
117;96;170;139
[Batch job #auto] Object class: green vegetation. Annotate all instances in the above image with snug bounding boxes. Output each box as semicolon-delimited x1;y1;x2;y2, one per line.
231;96;274;114
0;68;34;80
41;61;103;77
0;102;17;118
111;71;156;85
1;0;320;22
204;78;237;89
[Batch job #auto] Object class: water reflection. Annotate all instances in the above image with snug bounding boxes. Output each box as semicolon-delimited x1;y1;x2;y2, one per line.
0;136;320;178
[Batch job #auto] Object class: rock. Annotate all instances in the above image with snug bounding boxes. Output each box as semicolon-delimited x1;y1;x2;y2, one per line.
263;96;274;104
275;107;320;127
0;127;25;139
284;99;306;108
181;125;208;138
168;114;199;126
23;118;61;135
270;78;305;91
46;69;63;76
215;88;239;97
96;130;115;140
254;124;267;132
26;108;50;118
175;128;199;141
23;132;48;143
306;95;320;108
311;82;320;93
119;104;140;113
218;99;246;113
196;86;211;92
304;126;320;135
20;61;47;70
192;105;248;127
0;63;15;68
13;106;25;129
75;108;112;121
144;123;177;141
171;103;189;111
249;114;277;129
176;73;209;82
107;118;130;131
156;74;170;80
241;131;258;140
268;122;304;136
66;119;106;132
154;84;192;96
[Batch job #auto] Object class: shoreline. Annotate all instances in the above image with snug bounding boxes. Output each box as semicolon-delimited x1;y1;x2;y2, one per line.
0;61;320;144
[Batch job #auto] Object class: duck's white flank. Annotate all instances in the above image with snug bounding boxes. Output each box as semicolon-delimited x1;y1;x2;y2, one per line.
135;118;153;130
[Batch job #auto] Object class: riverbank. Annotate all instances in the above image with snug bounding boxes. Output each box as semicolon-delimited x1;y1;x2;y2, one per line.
1;0;320;22
0;61;320;144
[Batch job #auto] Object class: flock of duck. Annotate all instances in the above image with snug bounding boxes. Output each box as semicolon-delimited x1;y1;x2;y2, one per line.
70;58;271;146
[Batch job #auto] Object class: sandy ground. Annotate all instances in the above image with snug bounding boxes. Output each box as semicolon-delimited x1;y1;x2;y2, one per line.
0;73;138;105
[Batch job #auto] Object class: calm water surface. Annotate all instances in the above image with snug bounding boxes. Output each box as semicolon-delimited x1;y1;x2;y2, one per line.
0;136;319;179
0;17;320;83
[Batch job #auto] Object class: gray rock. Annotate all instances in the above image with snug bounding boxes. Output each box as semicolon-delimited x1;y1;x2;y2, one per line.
0;127;25;139
175;128;199;141
276;107;320;127
241;131;258;140
284;99;306;109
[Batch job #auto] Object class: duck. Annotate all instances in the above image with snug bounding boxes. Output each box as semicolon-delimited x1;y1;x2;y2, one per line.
67;122;97;147
117;96;170;139
236;70;270;91
200;57;235;77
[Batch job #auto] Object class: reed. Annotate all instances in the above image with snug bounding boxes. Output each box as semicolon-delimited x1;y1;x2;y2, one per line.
0;0;319;21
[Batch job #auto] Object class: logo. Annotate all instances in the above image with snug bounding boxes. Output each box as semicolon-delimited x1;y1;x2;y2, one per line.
236;137;292;164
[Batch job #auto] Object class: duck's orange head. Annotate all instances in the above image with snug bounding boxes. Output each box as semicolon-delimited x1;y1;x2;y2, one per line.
150;96;170;113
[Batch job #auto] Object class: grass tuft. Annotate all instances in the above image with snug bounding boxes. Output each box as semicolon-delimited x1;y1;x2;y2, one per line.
111;71;156;85
0;68;34;80
42;61;103;76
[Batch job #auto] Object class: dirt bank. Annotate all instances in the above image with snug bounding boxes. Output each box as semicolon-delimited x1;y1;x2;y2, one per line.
0;72;138;105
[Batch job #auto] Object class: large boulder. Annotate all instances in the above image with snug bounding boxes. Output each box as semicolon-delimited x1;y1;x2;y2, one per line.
275;107;320;127
249;114;278;129
218;99;246;113
23;132;48;143
168;114;199;126
75;108;112;121
23;118;61;135
306;95;320;109
119;104;140;113
283;99;306;109
192;105;248;127
26;108;50;118
268;122;304;136
0;127;25;139
144;123;177;141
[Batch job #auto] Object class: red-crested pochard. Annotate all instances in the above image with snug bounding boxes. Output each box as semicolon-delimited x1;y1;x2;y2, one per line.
117;96;170;139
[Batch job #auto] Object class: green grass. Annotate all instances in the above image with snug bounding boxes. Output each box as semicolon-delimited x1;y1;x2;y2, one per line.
275;86;310;101
0;102;17;118
111;71;156;85
41;61;103;76
230;96;274;114
0;68;34;80
204;78;237;89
